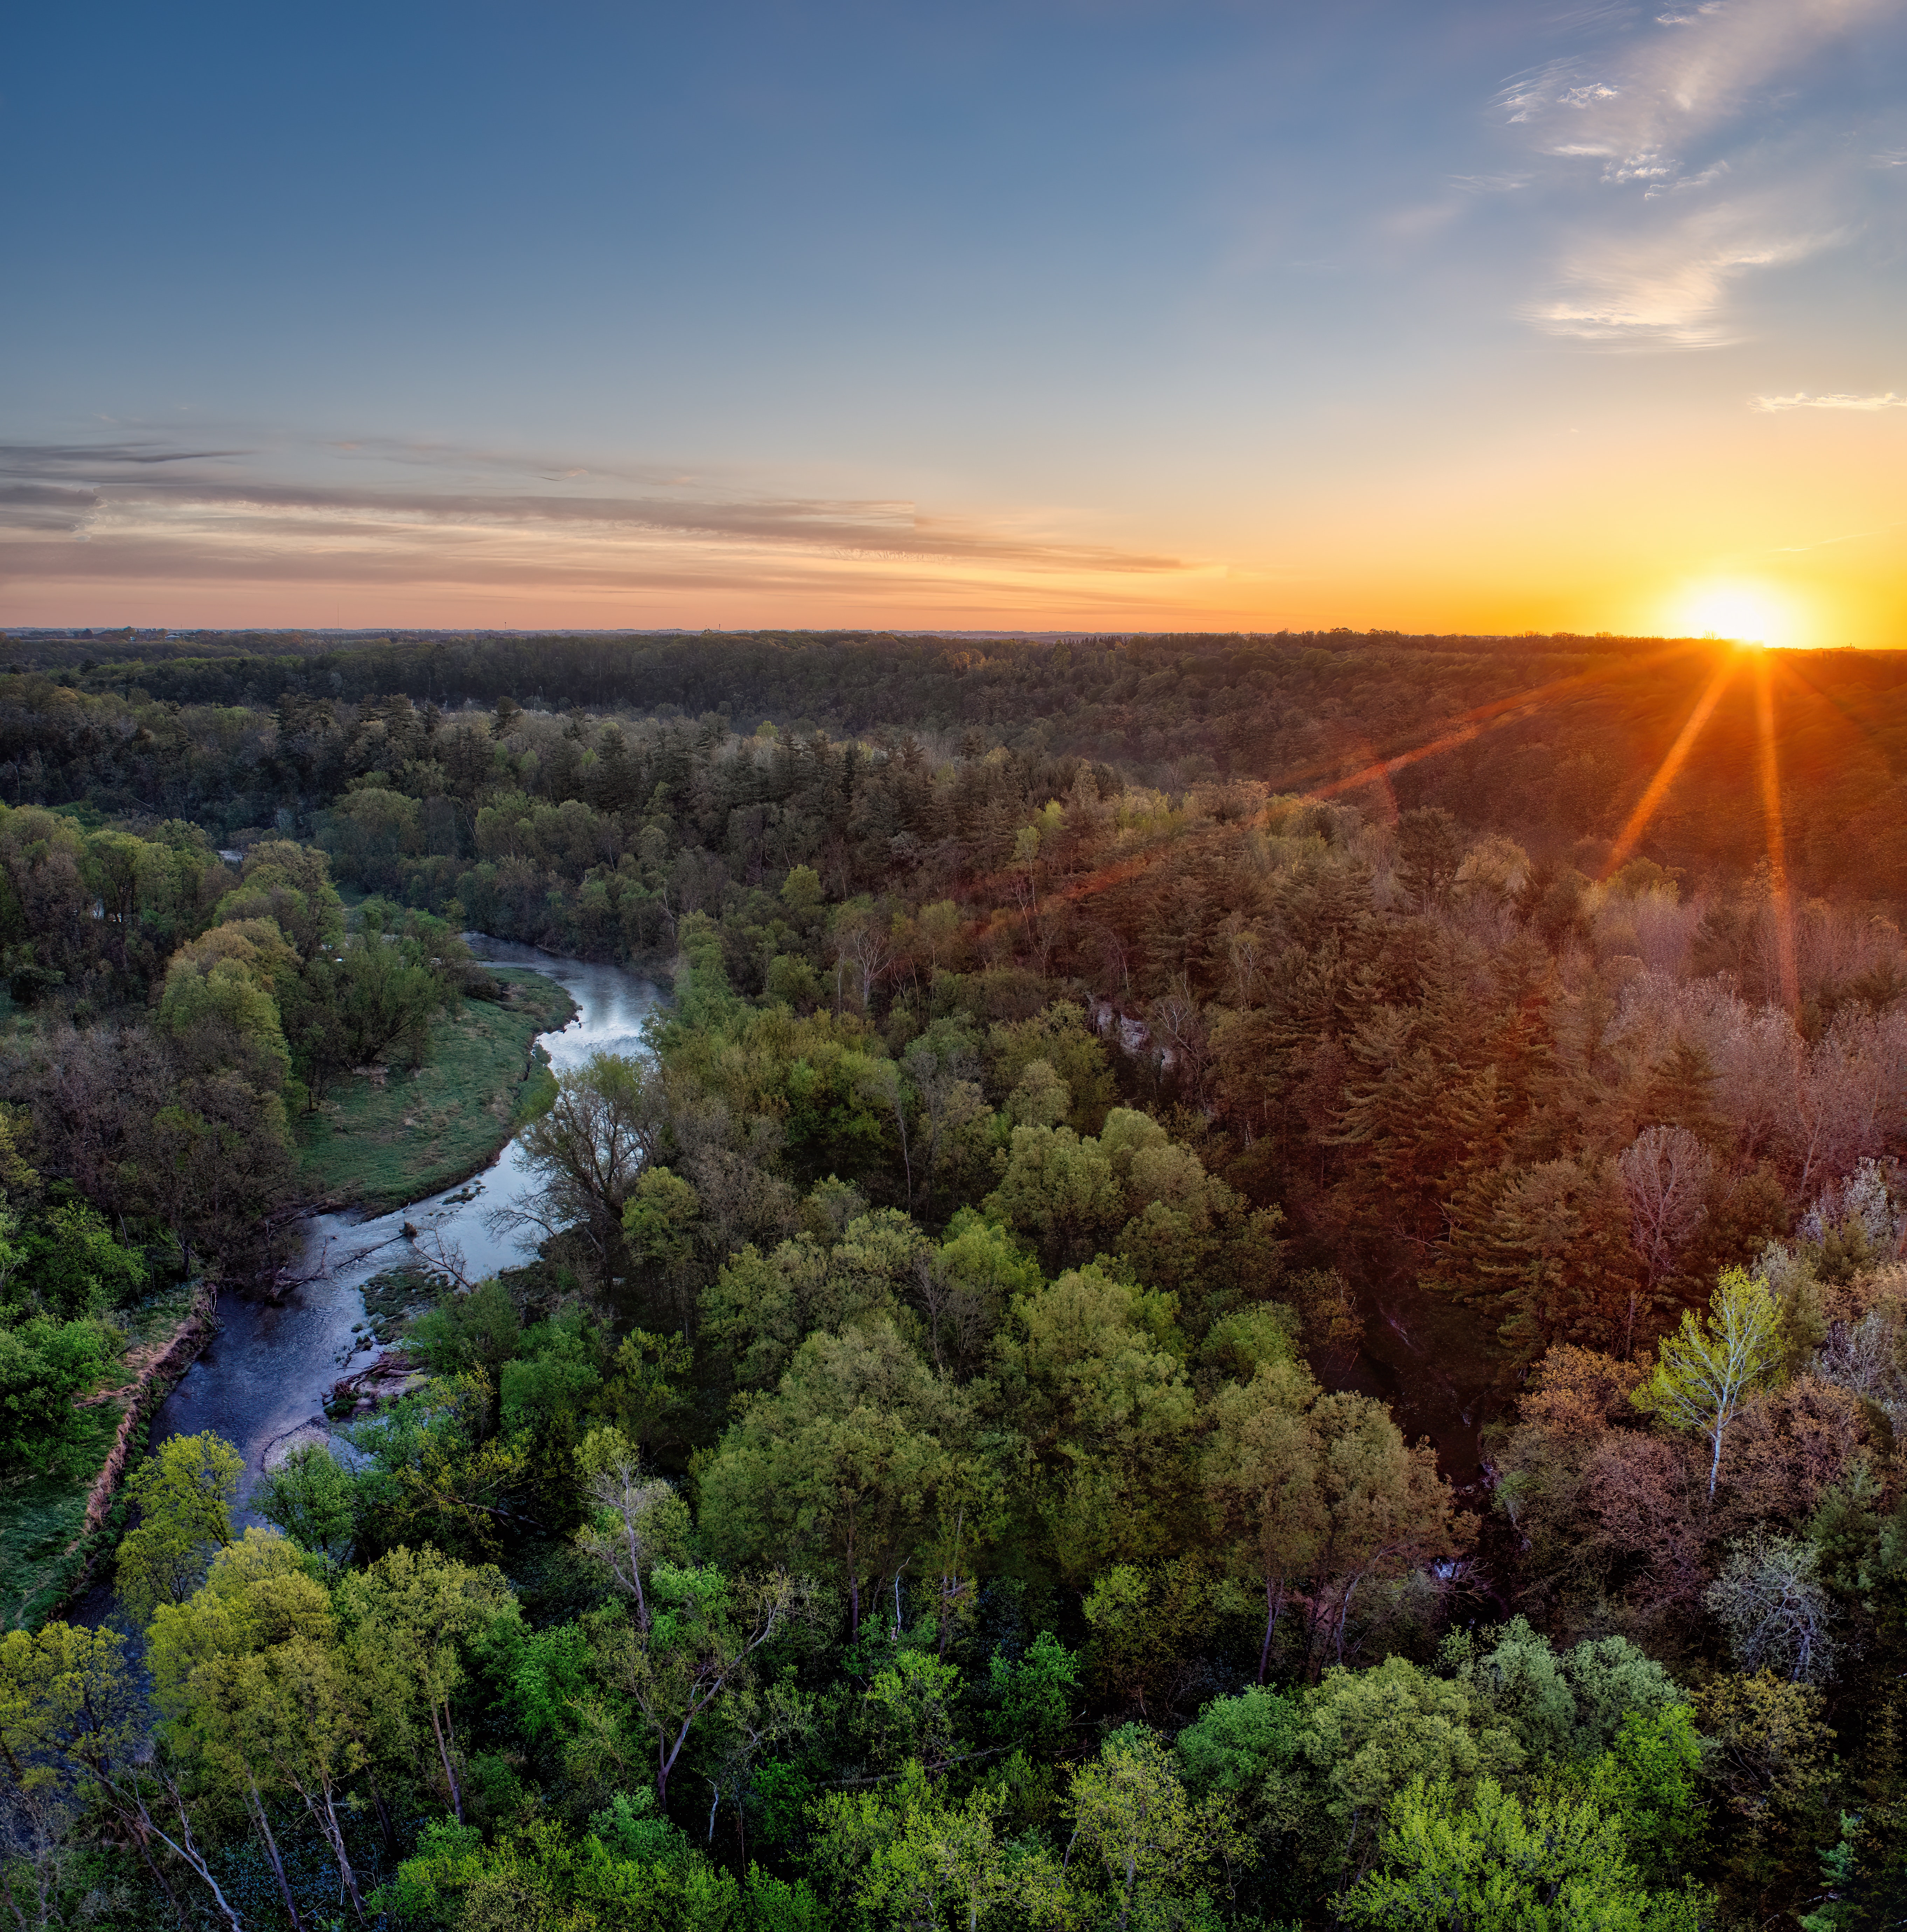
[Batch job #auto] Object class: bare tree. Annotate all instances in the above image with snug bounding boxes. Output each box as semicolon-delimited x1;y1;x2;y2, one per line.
1705;1530;1841;1684
1147;978;1211;1097
1619;1125;1713;1282
1218;913;1270;1010
493;1050;664;1281
1629;888;1702;977
1789;1010;1907;1194
830;900;897;1014
1813;1303;1907;1434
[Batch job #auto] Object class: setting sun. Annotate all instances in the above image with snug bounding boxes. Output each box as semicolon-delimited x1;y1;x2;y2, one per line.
1664;580;1802;649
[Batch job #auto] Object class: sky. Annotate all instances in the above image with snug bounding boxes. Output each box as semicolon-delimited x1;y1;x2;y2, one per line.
2;0;1904;642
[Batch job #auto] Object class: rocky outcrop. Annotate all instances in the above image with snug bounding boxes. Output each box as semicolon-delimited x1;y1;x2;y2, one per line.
325;1349;428;1418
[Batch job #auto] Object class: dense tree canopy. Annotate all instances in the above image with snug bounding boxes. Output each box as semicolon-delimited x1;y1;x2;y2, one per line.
5;629;1907;1927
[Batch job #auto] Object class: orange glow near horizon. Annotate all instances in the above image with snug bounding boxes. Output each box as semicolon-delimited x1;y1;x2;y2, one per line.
1662;581;1806;650
1;438;1901;642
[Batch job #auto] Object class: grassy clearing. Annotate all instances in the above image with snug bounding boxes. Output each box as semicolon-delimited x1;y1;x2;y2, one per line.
1;1279;200;1630
0;1403;125;1629
295;968;577;1214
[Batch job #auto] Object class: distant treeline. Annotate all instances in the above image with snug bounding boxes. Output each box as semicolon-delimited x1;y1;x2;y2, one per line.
4;627;1905;901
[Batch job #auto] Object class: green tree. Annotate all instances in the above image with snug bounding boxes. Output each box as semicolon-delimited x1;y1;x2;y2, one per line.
0;1620;245;1930
573;1426;691;1634
332;1544;513;1823
340;1370;539;1556
1204;1359;1328;1680
377;1798;749;1930
1692;1669;1836;1878
624;1168;708;1316
910;1211;1040;1381
407;1276;522;1382
597;1563;818;1806
115;1431;243;1626
18;1198;148;1320
1304;1657;1524;1884
1175;1683;1312;1904
1284;1388;1468;1674
147;1529;368;1925
253;1440;360;1565
698;1317;963;1633
983;1124;1122;1272
1066;1729;1246;1932
986;1002;1118;1134
987;1631;1081;1757
700;1210;925;1395
995;1264;1197;1584
156;921;297;1094
0;1316;116;1478
1634;1266;1782;1499
1340;1777;1705;1932
511;1049;664;1284
813;1761;1069;1932
1580;1707;1706;1886
222;840;346;960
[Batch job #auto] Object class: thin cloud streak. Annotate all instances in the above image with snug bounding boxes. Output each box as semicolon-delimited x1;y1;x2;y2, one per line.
1751;391;1907;411
0;435;1207;619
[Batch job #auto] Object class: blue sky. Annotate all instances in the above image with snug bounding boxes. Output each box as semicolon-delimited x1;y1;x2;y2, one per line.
4;1;1904;638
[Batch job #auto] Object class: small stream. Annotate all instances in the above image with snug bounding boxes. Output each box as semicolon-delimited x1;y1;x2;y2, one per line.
146;940;660;1523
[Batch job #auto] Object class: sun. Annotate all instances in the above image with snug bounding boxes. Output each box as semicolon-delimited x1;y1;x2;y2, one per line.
1665;579;1800;649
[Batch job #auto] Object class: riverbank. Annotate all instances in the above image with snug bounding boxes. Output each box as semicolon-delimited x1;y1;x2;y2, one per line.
117;949;655;1558
1;1278;214;1630
295;967;578;1214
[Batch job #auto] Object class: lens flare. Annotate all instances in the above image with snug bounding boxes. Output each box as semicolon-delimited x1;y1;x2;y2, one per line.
1753;652;1798;1013
1602;660;1736;877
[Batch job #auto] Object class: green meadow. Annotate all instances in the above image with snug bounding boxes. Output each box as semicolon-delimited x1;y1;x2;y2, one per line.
294;968;577;1214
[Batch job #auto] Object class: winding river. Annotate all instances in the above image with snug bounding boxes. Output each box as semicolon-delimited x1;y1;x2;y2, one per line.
148;941;660;1522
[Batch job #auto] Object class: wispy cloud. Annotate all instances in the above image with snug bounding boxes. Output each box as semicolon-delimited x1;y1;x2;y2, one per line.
1528;206;1835;346
1491;0;1892;348
0;436;1199;608
1750;390;1907;410
1496;60;1584;124
1771;517;1907;553
0;442;253;474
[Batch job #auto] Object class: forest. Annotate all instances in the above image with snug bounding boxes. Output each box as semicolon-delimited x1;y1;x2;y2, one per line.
4;626;1907;1929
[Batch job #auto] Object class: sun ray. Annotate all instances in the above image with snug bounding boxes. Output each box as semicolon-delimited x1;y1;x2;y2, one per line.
1753;651;1799;1013
969;641;1732;941
1601;660;1737;878
1276;640;1709;805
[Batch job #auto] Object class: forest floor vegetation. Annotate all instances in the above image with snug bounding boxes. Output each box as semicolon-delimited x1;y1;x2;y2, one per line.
1;1277;200;1628
294;969;576;1212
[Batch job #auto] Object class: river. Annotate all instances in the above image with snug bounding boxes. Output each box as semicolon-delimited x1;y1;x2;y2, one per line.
146;940;659;1522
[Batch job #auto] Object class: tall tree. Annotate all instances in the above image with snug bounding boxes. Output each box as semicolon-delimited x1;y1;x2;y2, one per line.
1634;1267;1782;1500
